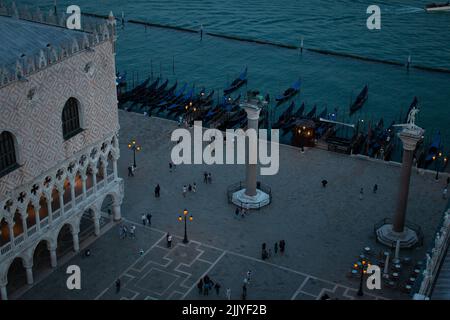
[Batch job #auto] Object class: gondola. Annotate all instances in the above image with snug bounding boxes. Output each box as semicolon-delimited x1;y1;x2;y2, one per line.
275;79;301;104
349;85;368;115
224;67;248;95
273;102;295;129
425;2;450;12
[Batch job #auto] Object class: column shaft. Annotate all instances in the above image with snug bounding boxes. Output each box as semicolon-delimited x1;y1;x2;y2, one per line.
393;149;414;232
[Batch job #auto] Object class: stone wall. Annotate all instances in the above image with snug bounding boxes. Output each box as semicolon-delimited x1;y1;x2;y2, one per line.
0;40;119;199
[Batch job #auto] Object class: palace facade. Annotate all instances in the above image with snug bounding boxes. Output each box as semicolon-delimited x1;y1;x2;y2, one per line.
0;5;123;299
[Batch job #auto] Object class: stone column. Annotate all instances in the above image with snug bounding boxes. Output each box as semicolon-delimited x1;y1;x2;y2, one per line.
112;204;122;221
24;265;34;285
81;174;87;200
8;222;15;248
58;187;65;217
92;168;98;192
113;158;118;180
94;215;101;236
21;213;28;239
50;248;57;268
45;197;53;225
70;178;76;207
393;131;422;233
72;231;80;252
34;203;41;231
243;106;261;197
0;284;7;301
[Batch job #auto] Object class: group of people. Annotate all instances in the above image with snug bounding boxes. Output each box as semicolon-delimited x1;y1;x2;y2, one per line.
141;213;152;226
119;224;136;239
197;275;221;296
359;184;379;200
261;240;286;260
235;207;249;219
182;183;197;197
203;172;212;184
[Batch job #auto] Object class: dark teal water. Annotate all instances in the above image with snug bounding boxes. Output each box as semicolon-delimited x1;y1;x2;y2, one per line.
18;0;450;154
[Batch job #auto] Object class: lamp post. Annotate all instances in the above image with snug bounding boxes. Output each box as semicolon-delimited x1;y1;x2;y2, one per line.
178;208;193;244
127;139;141;168
356;259;369;297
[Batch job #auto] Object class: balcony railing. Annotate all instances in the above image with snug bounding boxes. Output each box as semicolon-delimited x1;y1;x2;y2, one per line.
0;173;119;257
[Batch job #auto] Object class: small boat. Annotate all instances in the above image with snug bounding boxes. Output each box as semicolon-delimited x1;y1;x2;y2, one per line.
425;131;442;167
276;79;301;104
425;2;450;12
305;105;317;119
224;67;248;95
349;85;368;115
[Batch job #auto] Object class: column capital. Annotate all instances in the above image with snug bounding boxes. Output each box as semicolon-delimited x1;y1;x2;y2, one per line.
243;105;261;121
398;129;424;151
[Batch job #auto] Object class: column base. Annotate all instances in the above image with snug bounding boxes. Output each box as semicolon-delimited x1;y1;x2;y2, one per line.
232;189;270;209
375;224;419;248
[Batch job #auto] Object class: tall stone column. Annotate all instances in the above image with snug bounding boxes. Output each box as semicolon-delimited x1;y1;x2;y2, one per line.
376;127;424;248
244;106;261;197
393;132;421;232
25;265;34;285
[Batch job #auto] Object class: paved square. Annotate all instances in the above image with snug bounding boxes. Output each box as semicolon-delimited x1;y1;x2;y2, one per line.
18;111;448;300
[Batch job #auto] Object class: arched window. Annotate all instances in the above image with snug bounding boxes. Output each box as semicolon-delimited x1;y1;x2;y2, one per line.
0;131;18;177
62;98;82;140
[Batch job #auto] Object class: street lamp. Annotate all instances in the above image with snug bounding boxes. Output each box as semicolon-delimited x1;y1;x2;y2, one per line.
432;152;446;180
356;259;369;297
178;208;193;244
127;139;141;168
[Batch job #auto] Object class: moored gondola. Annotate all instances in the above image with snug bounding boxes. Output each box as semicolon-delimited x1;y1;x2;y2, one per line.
349;85;368;115
224;67;248;95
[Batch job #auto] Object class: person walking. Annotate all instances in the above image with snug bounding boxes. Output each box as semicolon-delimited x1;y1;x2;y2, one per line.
274;242;278;255
122;225;128;239
182;185;187;197
203;172;208;183
359;188;364;200
128;165;134;177
169;162;173;172
188;184;192;192
214;282;221;295
279;240;285;255
146;213;152;226
443;187;448;199
207;172;212;184
373;184;378;194
226;288;231;300
130;225;136;239
197;279;203;295
192;183;197;193
242;284;247;300
235;207;240;219
155;184;161;198
115;279;121;293
321;179;328;188
141;214;147;226
167;234;173;248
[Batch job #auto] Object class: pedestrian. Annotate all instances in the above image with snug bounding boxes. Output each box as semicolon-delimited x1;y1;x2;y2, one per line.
169;162;173;172
115;279;121;293
119;225;124;239
188;184;192;192
443;187;448;199
203;281;210;296
84;248;91;257
241;210;245;219
203;172;208;183
279;240;285;255
373;184;378;194
214;282;221;295
128;165;133;177
207;172;212;184
235;207;240;218
242;284;247;300
146;213;152;226
131;165;136;176
167;234;173;248
321;179;328;188
155;184;160;198
139;248;144;256
183;185;187;197
197;279;203;294
226;288;231;300
274;242;278;255
141;214;147;226
192;183;197;193
122;225;128;239
268;248;272;258
130;225;136;239
246;270;252;283
359;188;364;200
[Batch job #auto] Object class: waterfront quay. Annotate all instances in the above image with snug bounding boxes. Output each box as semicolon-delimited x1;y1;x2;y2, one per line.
19;110;447;300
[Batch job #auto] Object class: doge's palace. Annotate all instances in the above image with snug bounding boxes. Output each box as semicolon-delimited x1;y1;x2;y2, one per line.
0;4;123;300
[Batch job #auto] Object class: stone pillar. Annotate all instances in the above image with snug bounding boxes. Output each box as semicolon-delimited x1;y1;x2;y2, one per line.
72;232;80;252
393;131;421;232
21;213;28;239
0;284;7;301
50;248;57;268
112;204;121;221
94;216;101;236
243;106;261;197
58;187;65;217
113;158;118;180
25;265;34;285
92;168;98;192
8;222;15;248
81;174;87;200
70;178;76;207
34;203;41;231
46;197;53;225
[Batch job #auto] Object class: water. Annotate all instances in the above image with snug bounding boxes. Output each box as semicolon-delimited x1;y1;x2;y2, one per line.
16;0;450;155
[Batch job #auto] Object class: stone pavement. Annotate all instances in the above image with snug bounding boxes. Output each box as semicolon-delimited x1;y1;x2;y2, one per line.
18;111;448;300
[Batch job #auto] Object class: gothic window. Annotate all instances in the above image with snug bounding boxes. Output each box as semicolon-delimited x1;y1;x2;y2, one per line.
62;98;82;140
0;131;18;177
